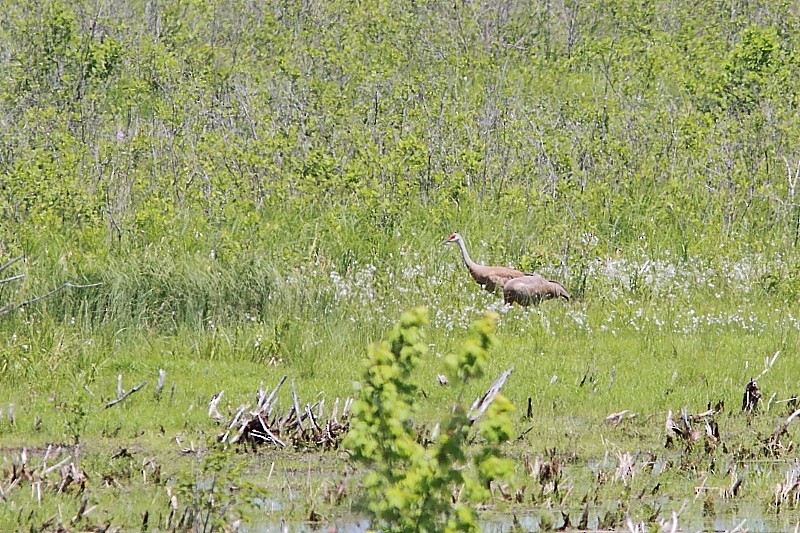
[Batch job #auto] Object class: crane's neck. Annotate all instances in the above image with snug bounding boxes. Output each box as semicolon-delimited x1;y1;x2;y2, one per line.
456;238;480;271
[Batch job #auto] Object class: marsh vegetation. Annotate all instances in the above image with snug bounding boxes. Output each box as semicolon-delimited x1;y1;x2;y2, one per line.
2;0;800;530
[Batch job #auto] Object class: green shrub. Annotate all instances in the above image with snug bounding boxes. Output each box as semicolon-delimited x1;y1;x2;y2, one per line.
345;307;514;532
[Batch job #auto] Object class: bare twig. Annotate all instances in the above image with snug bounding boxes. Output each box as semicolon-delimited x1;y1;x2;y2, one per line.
104;381;147;409
728;519;747;533
260;375;287;415
754;350;781;382
227;404;249;430
41;457;72;478
0;274;24;285
0;281;102;317
766;392;778;411
0;255;24;274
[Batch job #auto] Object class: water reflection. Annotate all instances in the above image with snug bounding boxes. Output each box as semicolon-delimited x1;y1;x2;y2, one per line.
247;510;791;533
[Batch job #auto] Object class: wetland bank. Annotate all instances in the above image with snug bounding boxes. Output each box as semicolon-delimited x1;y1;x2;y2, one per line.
4;0;800;530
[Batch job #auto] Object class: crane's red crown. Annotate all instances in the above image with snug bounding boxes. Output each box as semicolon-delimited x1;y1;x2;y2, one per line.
448;233;457;240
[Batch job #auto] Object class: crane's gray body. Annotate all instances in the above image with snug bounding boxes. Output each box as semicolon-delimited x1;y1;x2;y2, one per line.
502;275;570;306
443;232;570;305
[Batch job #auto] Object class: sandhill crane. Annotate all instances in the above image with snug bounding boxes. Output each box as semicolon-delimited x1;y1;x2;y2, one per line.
441;232;528;293
503;275;570;306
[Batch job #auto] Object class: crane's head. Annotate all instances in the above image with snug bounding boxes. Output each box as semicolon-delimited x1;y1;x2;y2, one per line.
441;232;462;245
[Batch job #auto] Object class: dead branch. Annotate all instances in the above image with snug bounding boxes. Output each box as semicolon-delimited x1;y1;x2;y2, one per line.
291;379;304;430
41;457;72;478
104;381;148;409
154;368;167;397
666;404;723;449
227;404;250;430
306;403;321;432
208;392;225;422
605;410;631;426
468;366;514;422
765;407;800;455
215;376;351;450
260;375;286;414
0;281;102;317
342;397;353;418
255;415;286;447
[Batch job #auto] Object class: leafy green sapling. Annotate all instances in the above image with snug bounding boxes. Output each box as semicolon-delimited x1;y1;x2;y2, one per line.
345;307;514;532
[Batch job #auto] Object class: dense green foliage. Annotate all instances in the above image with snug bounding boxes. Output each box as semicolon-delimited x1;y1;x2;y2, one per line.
2;0;800;270
3;0;800;530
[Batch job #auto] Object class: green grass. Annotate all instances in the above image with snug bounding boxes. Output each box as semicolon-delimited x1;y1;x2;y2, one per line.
2;239;799;530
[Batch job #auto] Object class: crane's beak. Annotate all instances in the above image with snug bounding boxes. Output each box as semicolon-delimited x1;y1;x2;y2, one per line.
441;238;453;245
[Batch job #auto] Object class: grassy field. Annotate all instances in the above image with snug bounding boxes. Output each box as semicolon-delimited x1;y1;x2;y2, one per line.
2;238;800;531
3;0;800;531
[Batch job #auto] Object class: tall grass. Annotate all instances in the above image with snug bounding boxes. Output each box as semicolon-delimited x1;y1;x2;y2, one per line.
3;223;797;437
